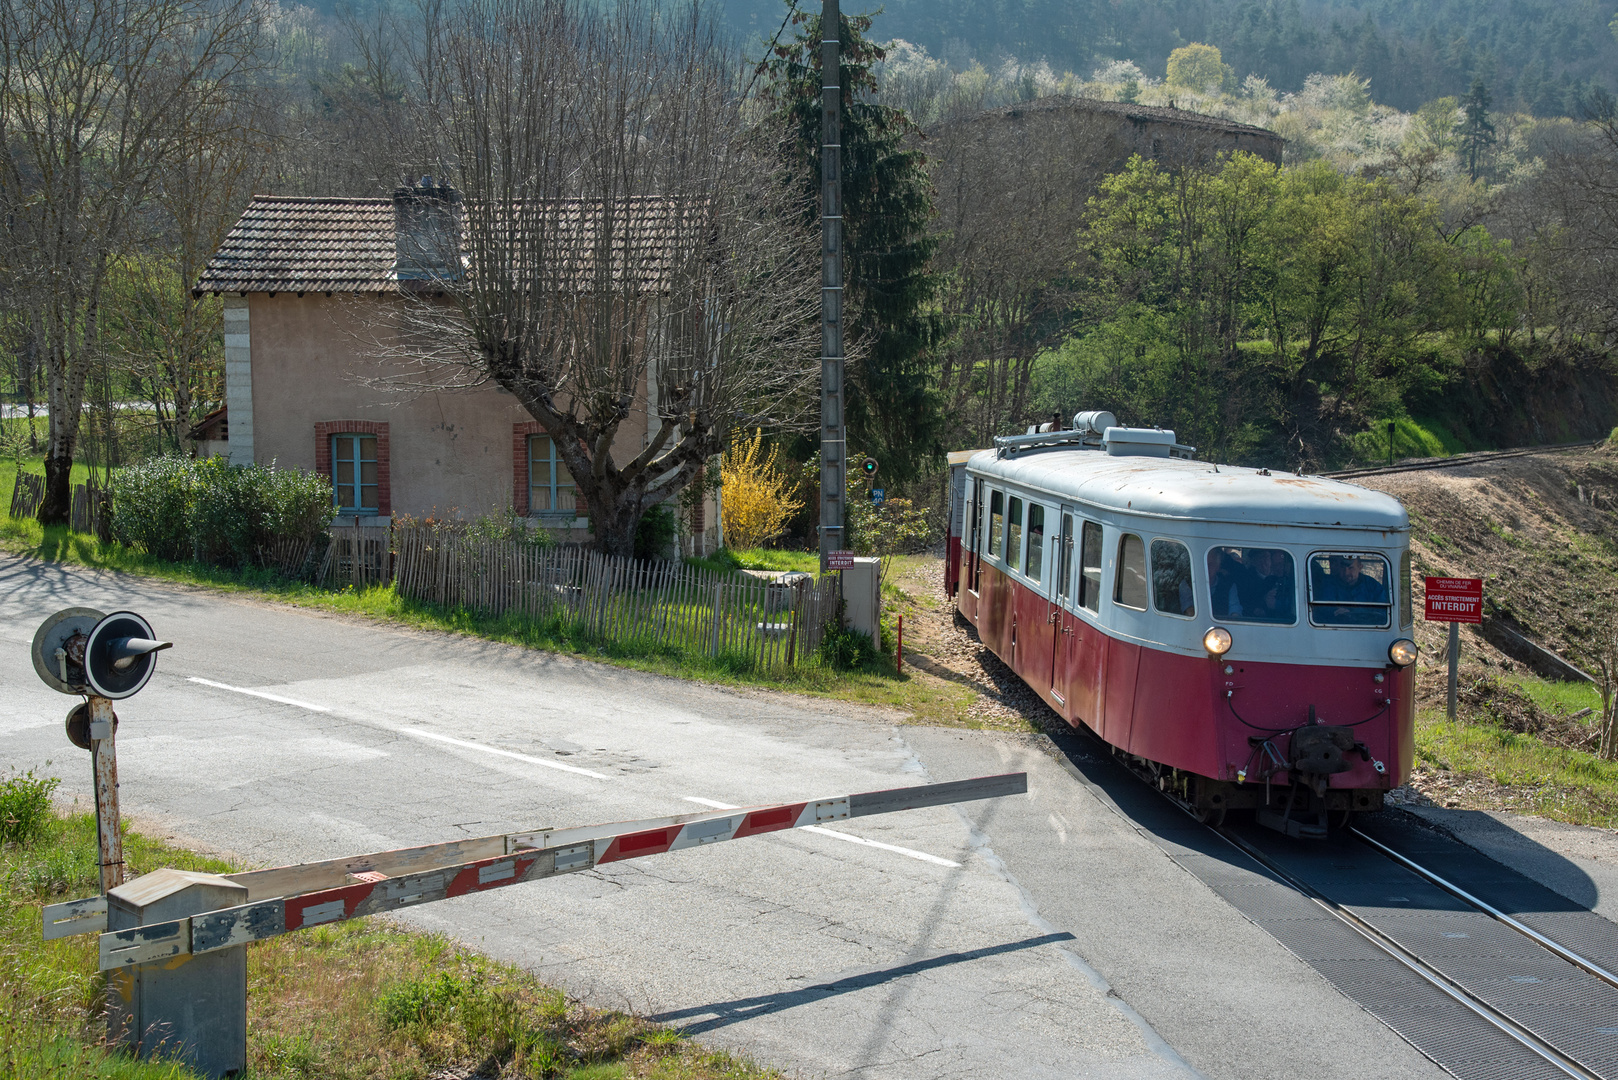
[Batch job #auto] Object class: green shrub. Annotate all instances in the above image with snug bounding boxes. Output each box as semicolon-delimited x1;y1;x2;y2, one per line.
464;507;556;548
634;504;677;561
189;456;336;568
817;624;878;669
378;971;469;1030
108;455;335;569
0;770;60;846
107;455;197;561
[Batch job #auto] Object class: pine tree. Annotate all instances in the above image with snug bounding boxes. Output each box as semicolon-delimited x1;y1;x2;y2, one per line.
757;4;942;484
1458;77;1497;181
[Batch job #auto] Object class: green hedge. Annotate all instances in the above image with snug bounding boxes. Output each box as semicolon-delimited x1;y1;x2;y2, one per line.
108;455;336;569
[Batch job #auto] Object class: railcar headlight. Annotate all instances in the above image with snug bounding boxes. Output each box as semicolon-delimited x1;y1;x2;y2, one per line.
1203;626;1233;656
1388;638;1418;667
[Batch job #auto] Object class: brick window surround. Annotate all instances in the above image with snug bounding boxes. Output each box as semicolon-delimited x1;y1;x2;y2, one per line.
514;422;587;518
315;420;390;516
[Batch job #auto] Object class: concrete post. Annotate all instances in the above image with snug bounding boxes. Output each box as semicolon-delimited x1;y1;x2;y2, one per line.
106;868;248;1078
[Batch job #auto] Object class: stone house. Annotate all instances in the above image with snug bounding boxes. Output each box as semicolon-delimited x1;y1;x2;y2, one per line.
193;184;720;549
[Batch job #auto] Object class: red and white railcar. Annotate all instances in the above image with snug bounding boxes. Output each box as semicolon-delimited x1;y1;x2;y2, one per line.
947;416;1418;835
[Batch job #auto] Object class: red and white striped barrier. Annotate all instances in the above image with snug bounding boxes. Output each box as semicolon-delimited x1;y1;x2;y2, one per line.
42;773;1027;970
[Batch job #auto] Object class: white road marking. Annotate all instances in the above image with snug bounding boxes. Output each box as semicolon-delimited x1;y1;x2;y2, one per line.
399;728;611;780
188;676;610;780
684;797;961;868
188;677;332;712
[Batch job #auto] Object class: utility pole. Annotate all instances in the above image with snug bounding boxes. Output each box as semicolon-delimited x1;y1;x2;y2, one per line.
817;0;845;575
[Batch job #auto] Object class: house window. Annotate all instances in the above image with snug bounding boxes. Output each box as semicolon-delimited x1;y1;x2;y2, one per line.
331;434;378;513
528;435;575;516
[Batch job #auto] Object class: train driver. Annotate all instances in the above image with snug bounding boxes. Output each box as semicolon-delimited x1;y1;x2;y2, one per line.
1315;554;1388;625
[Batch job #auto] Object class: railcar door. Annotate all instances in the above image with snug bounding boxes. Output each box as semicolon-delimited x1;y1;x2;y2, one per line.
1050;508;1078;721
962;478;984;622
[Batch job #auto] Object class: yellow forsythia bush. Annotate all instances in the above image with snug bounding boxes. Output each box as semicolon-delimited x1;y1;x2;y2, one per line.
720;430;804;549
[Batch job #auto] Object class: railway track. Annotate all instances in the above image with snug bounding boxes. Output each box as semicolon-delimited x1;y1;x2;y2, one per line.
1320;438;1604;480
1213;823;1618;1080
1096;742;1618;1079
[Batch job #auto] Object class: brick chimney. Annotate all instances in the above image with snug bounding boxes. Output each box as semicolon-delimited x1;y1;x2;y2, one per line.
393;175;462;283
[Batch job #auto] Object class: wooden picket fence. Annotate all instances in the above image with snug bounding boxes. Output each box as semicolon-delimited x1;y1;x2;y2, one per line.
316;524;392;589
9;473;43;519
7;473;106;539
70;481;107;540
390;524;837;669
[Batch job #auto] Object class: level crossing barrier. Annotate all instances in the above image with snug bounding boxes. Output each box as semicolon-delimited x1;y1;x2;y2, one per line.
29;605;1022;1077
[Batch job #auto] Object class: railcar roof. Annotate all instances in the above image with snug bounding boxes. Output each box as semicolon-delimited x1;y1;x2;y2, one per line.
967;448;1407;531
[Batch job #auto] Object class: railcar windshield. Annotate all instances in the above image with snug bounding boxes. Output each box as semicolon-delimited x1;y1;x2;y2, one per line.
1207;546;1296;624
1307;551;1391;627
1151;540;1195;617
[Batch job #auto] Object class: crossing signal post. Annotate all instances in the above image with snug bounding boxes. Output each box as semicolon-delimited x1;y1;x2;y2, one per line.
31;608;170;893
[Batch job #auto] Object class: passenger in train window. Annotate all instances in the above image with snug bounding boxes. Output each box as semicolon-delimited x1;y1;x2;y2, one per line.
1207;547;1249;619
1150;540;1195;616
1309;553;1390;626
1207;546;1296;623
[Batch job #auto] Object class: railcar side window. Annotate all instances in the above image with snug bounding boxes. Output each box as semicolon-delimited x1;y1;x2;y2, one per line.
988;490;1004;560
1400;550;1413;629
1007;497;1024;570
1307;551;1391;627
1055;513;1074;602
1207;547;1296;624
1150;540;1195;617
1114;534;1148;610
1026;504;1045;582
1079;521;1103;612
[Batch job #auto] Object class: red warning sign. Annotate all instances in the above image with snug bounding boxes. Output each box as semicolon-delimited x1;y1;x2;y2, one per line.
827;549;855;570
1424;576;1483;624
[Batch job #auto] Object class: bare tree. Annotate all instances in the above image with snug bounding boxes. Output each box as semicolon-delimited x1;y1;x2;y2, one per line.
384;0;819;556
0;0;263;522
927;102;1124;445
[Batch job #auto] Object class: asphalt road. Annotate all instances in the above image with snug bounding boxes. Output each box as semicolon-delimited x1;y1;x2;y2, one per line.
0;557;1449;1080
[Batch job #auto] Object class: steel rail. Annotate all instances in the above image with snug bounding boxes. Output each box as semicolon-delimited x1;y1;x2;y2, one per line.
1212;825;1601;1080
1352;826;1618;991
1321;439;1602;480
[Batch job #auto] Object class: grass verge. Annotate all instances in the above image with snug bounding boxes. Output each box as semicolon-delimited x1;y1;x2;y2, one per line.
1411;704;1618;829
2;804;781;1080
0;521;974;726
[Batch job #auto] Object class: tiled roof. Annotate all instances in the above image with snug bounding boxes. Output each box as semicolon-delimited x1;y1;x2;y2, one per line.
195;197;396;294
194;194;692;295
